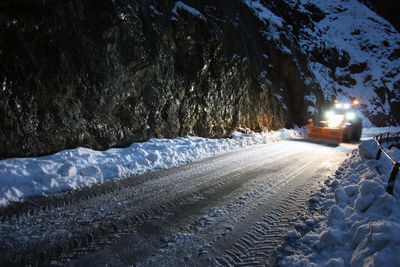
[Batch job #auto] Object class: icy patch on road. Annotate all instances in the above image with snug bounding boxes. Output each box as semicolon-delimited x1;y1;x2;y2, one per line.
0;128;304;207
280;138;400;266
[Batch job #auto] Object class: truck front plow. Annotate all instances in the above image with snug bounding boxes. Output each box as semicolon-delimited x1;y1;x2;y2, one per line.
306;125;344;143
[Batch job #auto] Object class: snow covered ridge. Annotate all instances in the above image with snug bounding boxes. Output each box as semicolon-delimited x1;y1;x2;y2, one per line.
243;0;284;28
0;128;304;207
280;139;400;266
240;0;400;126
292;0;400;126
172;1;206;21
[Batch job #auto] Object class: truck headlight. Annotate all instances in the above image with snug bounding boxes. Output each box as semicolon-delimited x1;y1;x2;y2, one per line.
335;103;343;109
328;115;344;128
326;111;335;119
346;112;355;120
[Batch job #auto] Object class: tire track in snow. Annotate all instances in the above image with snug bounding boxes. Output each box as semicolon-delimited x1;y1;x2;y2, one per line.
211;156;339;266
0;141;351;266
139;145;345;266
0;144;299;265
214;184;311;266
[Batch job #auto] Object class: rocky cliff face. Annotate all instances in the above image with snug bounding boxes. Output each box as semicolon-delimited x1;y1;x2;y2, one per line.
0;0;399;159
0;0;315;158
298;0;400;127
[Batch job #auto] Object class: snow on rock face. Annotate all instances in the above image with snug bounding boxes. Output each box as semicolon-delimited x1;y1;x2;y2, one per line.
279;137;400;266
243;0;284;28
172;1;206;21
292;0;400;126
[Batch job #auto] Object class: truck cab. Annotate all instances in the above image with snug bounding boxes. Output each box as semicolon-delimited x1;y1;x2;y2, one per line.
307;99;362;143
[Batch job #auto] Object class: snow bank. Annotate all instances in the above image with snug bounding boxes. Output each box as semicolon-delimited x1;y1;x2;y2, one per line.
0;128;304;207
280;138;400;266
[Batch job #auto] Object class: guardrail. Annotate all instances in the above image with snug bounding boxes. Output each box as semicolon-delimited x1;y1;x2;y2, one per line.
374;132;400;195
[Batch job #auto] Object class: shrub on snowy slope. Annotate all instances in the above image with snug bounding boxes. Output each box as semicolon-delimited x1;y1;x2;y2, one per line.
279;139;400;266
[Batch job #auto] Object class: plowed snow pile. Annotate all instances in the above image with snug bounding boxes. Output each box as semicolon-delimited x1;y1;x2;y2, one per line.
0;128;304;206
280;139;400;266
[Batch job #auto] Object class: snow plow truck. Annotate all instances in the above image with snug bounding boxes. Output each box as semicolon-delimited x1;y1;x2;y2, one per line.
307;99;362;143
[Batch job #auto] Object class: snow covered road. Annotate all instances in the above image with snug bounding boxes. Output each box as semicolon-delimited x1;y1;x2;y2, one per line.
0;140;355;265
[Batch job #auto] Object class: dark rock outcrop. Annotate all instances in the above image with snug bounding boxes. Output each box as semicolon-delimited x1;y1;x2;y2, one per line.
0;0;317;158
0;0;398;159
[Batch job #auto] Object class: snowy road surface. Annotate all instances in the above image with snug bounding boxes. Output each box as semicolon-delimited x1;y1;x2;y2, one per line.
0;140;355;266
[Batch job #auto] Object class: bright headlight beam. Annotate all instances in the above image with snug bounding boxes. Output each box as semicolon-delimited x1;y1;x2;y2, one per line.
328;115;344;128
335;103;343;109
326;111;335;118
346;112;355;120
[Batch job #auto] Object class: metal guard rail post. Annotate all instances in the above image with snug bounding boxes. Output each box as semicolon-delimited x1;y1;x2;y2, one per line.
374;132;400;195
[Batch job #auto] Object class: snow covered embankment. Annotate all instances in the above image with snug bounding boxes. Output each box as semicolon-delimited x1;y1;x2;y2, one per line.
281;139;400;266
0;128;304;207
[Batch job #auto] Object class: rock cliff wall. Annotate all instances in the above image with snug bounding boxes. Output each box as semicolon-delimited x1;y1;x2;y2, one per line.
0;0;317;158
1;0;399;159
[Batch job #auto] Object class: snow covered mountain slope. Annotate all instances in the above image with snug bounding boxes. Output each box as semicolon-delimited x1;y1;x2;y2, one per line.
242;0;400;127
293;0;400;126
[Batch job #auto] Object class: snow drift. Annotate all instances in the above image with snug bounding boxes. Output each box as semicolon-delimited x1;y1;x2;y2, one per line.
280;135;400;266
0;128;304;207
